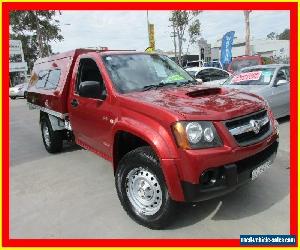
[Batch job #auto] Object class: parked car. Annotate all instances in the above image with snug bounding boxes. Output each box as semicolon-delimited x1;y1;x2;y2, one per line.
227;55;263;73
222;64;290;119
185;67;230;86
9;82;29;99
27;49;279;229
184;60;223;69
184;60;203;68
203;60;222;69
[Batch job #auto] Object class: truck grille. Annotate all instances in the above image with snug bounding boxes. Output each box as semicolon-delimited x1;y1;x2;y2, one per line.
225;110;272;146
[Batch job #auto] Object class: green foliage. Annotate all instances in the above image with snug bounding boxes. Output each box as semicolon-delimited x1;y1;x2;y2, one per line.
10;11;63;71
261;56;274;65
267;32;277;40
278;29;290;40
169;11;202;65
266;29;290;40
188;19;201;45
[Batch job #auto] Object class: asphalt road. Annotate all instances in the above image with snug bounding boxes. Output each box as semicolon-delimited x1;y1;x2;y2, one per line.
10;98;290;238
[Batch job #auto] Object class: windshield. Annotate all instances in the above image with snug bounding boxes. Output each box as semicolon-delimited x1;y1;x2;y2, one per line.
231;59;260;72
102;53;195;93
223;68;275;86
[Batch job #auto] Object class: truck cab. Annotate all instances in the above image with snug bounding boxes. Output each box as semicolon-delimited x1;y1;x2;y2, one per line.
27;49;279;229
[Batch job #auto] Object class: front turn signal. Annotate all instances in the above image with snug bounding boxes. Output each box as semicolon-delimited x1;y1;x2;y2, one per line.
172;122;190;150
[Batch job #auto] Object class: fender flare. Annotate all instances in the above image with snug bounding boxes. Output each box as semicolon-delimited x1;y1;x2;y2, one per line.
112;119;178;160
112;120;185;201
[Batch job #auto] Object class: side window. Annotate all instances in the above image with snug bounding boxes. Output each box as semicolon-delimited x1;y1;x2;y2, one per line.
209;69;229;81
45;69;61;89
283;67;290;81
276;68;288;83
76;58;106;98
196;69;211;82
36;70;49;88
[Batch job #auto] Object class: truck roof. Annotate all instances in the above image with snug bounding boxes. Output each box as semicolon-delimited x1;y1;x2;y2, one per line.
35;48;138;65
35;49;94;65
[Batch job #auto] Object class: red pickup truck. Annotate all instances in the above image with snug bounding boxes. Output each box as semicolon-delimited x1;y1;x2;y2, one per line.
27;49;279;229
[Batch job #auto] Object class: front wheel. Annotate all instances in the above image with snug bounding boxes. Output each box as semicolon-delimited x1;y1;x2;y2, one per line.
41;117;63;153
115;146;176;229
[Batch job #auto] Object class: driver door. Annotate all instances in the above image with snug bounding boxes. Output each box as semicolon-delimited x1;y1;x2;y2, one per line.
68;55;113;156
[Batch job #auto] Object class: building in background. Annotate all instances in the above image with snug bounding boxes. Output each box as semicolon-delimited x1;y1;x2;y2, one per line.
211;38;290;63
9;40;28;86
165;38;212;66
197;38;211;62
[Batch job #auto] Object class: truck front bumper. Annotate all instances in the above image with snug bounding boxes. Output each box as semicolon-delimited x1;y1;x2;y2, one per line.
181;139;278;202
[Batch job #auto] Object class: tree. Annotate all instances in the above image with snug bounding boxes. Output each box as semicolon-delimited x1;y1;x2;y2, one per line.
267;32;277;40
266;29;290;40
169;20;178;63
243;10;252;55
186;19;201;55
10;11;63;71
278;28;290;40
169;11;201;65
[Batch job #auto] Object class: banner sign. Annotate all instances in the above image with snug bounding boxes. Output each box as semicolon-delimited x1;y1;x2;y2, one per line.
232;71;262;83
9;62;28;73
220;31;235;66
9;40;22;54
148;23;155;50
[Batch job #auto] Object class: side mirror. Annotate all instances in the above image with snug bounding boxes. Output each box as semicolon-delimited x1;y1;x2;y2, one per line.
275;79;288;86
78;81;107;100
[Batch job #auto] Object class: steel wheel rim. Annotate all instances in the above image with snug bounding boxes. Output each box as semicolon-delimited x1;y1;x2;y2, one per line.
42;124;51;147
126;167;162;216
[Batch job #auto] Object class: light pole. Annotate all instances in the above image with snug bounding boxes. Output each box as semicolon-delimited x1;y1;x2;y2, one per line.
146;10;150;46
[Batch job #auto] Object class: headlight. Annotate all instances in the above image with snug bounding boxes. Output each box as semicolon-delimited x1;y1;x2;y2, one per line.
203;127;214;142
172;121;222;149
186;122;202;144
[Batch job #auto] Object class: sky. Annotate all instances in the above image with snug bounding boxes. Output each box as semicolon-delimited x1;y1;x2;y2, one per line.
50;10;290;53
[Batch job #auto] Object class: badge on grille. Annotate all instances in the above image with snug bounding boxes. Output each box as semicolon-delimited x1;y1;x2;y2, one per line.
250;119;261;134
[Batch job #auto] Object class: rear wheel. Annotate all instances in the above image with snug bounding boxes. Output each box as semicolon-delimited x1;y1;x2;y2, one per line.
115;146;176;229
24;91;28;99
41;117;63;153
10;96;16;100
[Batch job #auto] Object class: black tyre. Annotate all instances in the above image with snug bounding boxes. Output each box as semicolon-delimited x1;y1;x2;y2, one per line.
24;91;28;99
115;146;177;229
10;96;16;100
41;117;63;153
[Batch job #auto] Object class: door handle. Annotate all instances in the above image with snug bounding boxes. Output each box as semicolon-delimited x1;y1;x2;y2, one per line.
71;99;79;108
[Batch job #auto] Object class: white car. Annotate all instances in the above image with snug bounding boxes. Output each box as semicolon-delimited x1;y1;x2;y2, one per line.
9;82;29;99
185;67;230;86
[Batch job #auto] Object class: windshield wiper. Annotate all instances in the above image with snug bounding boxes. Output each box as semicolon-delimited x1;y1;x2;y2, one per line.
142;82;178;91
177;79;198;86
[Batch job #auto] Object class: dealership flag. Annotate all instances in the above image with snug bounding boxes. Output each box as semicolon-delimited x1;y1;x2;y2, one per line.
220;31;235;66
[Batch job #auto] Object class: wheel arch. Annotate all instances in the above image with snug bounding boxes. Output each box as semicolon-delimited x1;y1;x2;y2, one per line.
112;123;178;171
112;122;184;201
40;111;65;131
